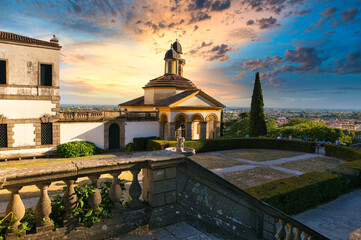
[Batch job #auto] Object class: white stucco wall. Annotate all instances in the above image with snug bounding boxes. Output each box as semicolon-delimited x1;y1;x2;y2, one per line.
0;147;56;159
60;122;104;148
0;42;60;87
124;121;159;145
0;100;56;119
13;123;36;147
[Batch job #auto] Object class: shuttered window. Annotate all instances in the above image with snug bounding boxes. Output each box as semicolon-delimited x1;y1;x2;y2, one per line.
41;123;53;145
0;124;7;148
40;64;52;86
0;60;6;84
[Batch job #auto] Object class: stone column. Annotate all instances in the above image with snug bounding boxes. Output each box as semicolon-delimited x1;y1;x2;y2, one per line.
159;122;164;140
109;171;123;213
186;122;192;140
5;187;25;235
169;122;176;141
87;175;102;213
200;122;207;139
35;182;54;232
128;168;143;210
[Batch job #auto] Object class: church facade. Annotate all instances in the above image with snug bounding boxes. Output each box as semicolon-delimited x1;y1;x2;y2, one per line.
0;32;224;160
120;40;225;141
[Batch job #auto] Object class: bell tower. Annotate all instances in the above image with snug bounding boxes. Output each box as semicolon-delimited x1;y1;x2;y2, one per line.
164;40;185;76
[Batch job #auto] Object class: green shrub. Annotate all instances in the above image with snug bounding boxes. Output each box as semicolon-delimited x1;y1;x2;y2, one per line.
124;142;135;152
147;138;316;153
325;144;361;161
57;141;103;158
133;136;160;151
245;172;342;215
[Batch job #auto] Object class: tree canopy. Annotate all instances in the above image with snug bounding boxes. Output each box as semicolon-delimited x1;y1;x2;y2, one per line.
249;72;267;136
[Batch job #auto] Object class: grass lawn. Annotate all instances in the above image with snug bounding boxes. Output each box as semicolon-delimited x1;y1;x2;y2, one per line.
223;167;294;189
277;157;342;173
189;155;246;169
223;150;303;162
0;152;130;169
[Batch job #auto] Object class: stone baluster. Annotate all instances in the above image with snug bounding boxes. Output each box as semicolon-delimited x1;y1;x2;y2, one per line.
128;168;142;210
63;179;78;220
286;223;294;240
35;182;54;232
87;175;102;213
277;219;286;240
109;171;123;213
294;227;302;240
5;187;25;235
302;232;310;240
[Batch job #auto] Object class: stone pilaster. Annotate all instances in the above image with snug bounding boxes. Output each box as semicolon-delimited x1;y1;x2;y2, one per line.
169;122;176;141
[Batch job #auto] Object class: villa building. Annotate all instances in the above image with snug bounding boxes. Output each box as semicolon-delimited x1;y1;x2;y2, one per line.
0;32;225;160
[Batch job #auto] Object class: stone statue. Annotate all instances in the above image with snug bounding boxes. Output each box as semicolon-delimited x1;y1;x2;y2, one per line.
176;129;185;153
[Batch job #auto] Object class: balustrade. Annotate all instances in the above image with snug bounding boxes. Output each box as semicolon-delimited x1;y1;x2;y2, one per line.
275;218;321;240
0;154;326;240
1;165;146;238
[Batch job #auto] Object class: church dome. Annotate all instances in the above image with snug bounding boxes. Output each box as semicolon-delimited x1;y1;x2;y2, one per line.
164;48;179;59
172;40;182;54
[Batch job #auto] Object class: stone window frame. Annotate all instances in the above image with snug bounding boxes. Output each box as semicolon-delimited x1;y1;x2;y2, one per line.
38;62;54;87
0;115;14;148
104;118;125;151
35;115;60;147
0;58;9;85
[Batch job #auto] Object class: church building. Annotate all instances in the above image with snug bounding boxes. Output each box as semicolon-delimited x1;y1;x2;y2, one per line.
120;40;225;141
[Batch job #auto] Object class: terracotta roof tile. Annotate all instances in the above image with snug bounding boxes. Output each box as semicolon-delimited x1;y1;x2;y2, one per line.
0;31;61;48
143;74;197;89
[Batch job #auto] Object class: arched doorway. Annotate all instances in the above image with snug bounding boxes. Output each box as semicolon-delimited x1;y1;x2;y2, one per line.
109;123;120;149
191;114;203;140
174;114;187;139
160;114;169;140
206;114;218;139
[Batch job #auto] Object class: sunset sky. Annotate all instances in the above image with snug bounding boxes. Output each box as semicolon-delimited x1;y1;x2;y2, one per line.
0;0;360;109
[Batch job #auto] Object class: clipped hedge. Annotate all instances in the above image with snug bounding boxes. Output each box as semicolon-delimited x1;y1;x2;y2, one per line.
147;138;316;153
57;141;103;158
325;144;361;161
133;136;160;151
245;172;342;215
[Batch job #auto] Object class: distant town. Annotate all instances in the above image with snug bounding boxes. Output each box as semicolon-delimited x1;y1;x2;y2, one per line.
61;104;361;132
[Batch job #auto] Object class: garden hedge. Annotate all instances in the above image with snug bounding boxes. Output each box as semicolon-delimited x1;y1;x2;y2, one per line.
147;138;316;153
57;141;103;158
133;136;160;151
245;172;343;215
325;144;361;161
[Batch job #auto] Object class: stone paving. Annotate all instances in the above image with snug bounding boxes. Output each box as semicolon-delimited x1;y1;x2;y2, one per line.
113;222;220;240
294;189;361;240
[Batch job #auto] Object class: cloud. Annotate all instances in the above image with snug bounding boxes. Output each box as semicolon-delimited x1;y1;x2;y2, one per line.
321;7;337;16
188;11;212;24
340;8;358;22
331;51;361;75
206;44;232;62
187;0;231;11
323;31;335;36
294;9;311;16
241;0;305;15
246;19;255;25
242;56;282;72
188;41;213;54
257;16;280;29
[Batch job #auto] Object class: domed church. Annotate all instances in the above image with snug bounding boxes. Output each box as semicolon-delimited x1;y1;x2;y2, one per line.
119;40;225;141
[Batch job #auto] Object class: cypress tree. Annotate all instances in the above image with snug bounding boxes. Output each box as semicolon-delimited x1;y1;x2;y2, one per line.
249;72;267;136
